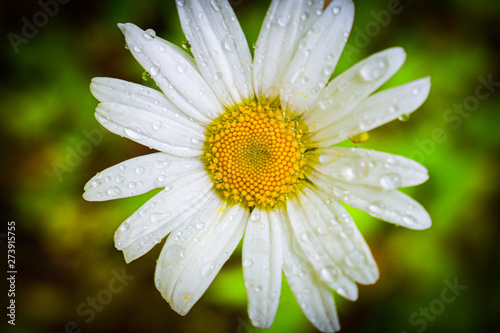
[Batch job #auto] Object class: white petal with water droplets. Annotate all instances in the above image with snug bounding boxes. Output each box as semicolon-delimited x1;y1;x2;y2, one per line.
288;189;375;288
304;47;406;130
242;209;283;329
286;198;359;300
302;189;379;284
91;77;205;132
310;77;431;147
95;103;203;156
155;199;248;315
253;0;324;101
281;0;355;112
311;172;431;229
113;170;213;262
313;147;429;190
177;0;253;106
281;212;341;332
84;152;204;201
118;22;223;123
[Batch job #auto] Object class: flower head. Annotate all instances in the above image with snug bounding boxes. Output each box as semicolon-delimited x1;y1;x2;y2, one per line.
84;0;431;331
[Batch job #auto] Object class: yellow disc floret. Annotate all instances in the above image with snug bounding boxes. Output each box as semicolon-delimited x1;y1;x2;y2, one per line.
203;100;308;209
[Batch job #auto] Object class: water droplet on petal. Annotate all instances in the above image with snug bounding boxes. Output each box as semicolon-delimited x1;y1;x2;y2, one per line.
380;173;402;189
398;114;410;122
402;215;417;226
135;166;145;175
143;28;156;40
359;59;388;82
250;212;260;222
182;40;191;49
115;175;124;183
332;6;341;14
120;222;130;231
195;222;205;230
210;0;221;12
150;65;160;76
177;0;185;7
152;121;162;130
222;36;236;51
368;201;385;215
142;71;151;81
242;259;253;268
320;266;339;283
107;186;121;196
177;63;187;73
277;14;291;27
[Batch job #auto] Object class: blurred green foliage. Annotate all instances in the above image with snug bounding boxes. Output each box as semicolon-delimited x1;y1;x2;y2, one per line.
1;0;499;332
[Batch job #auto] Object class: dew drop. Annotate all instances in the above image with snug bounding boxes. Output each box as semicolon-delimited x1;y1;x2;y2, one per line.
177;0;185;7
242;259;253;268
150;65;160;76
368;201;385;215
120;222;130;231
277;14;291;27
250;212;260;222
142;71;151;81
380;173;402;189
210;0;221;12
359;59;387;82
320;266;339;283
152;121;162;130
124;43;129;50
332;6;341;15
133;45;142;53
195;222;205;230
107;186;121;196
411;88;419;95
182;40;191;49
128;181;137;189
115;175;125;184
143;28;156;40
177;63;187;73
222;36;236;51
159;45;166;52
135;166;145;175
398;114;410;122
402;215;417;226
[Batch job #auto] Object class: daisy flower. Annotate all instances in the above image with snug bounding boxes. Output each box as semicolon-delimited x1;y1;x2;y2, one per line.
83;0;431;331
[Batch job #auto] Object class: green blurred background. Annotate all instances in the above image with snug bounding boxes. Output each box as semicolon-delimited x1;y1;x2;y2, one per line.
2;0;499;332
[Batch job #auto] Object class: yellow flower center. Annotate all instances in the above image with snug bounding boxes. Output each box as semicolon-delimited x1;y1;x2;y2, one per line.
203;101;308;209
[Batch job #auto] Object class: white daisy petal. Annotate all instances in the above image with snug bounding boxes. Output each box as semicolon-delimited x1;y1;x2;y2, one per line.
281;0;355;112
113;170;213;263
281;212;341;332
83;152;204;201
177;0;253;105
312;171;431;229
95;103;204;156
299;188;379;284
155;199;248;315
312;147;429;190
253;0;325;100
286;197;359;300
310;77;431;147
90;77;205;132
118;22;223;123
242;209;283;329
304;47;406;129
